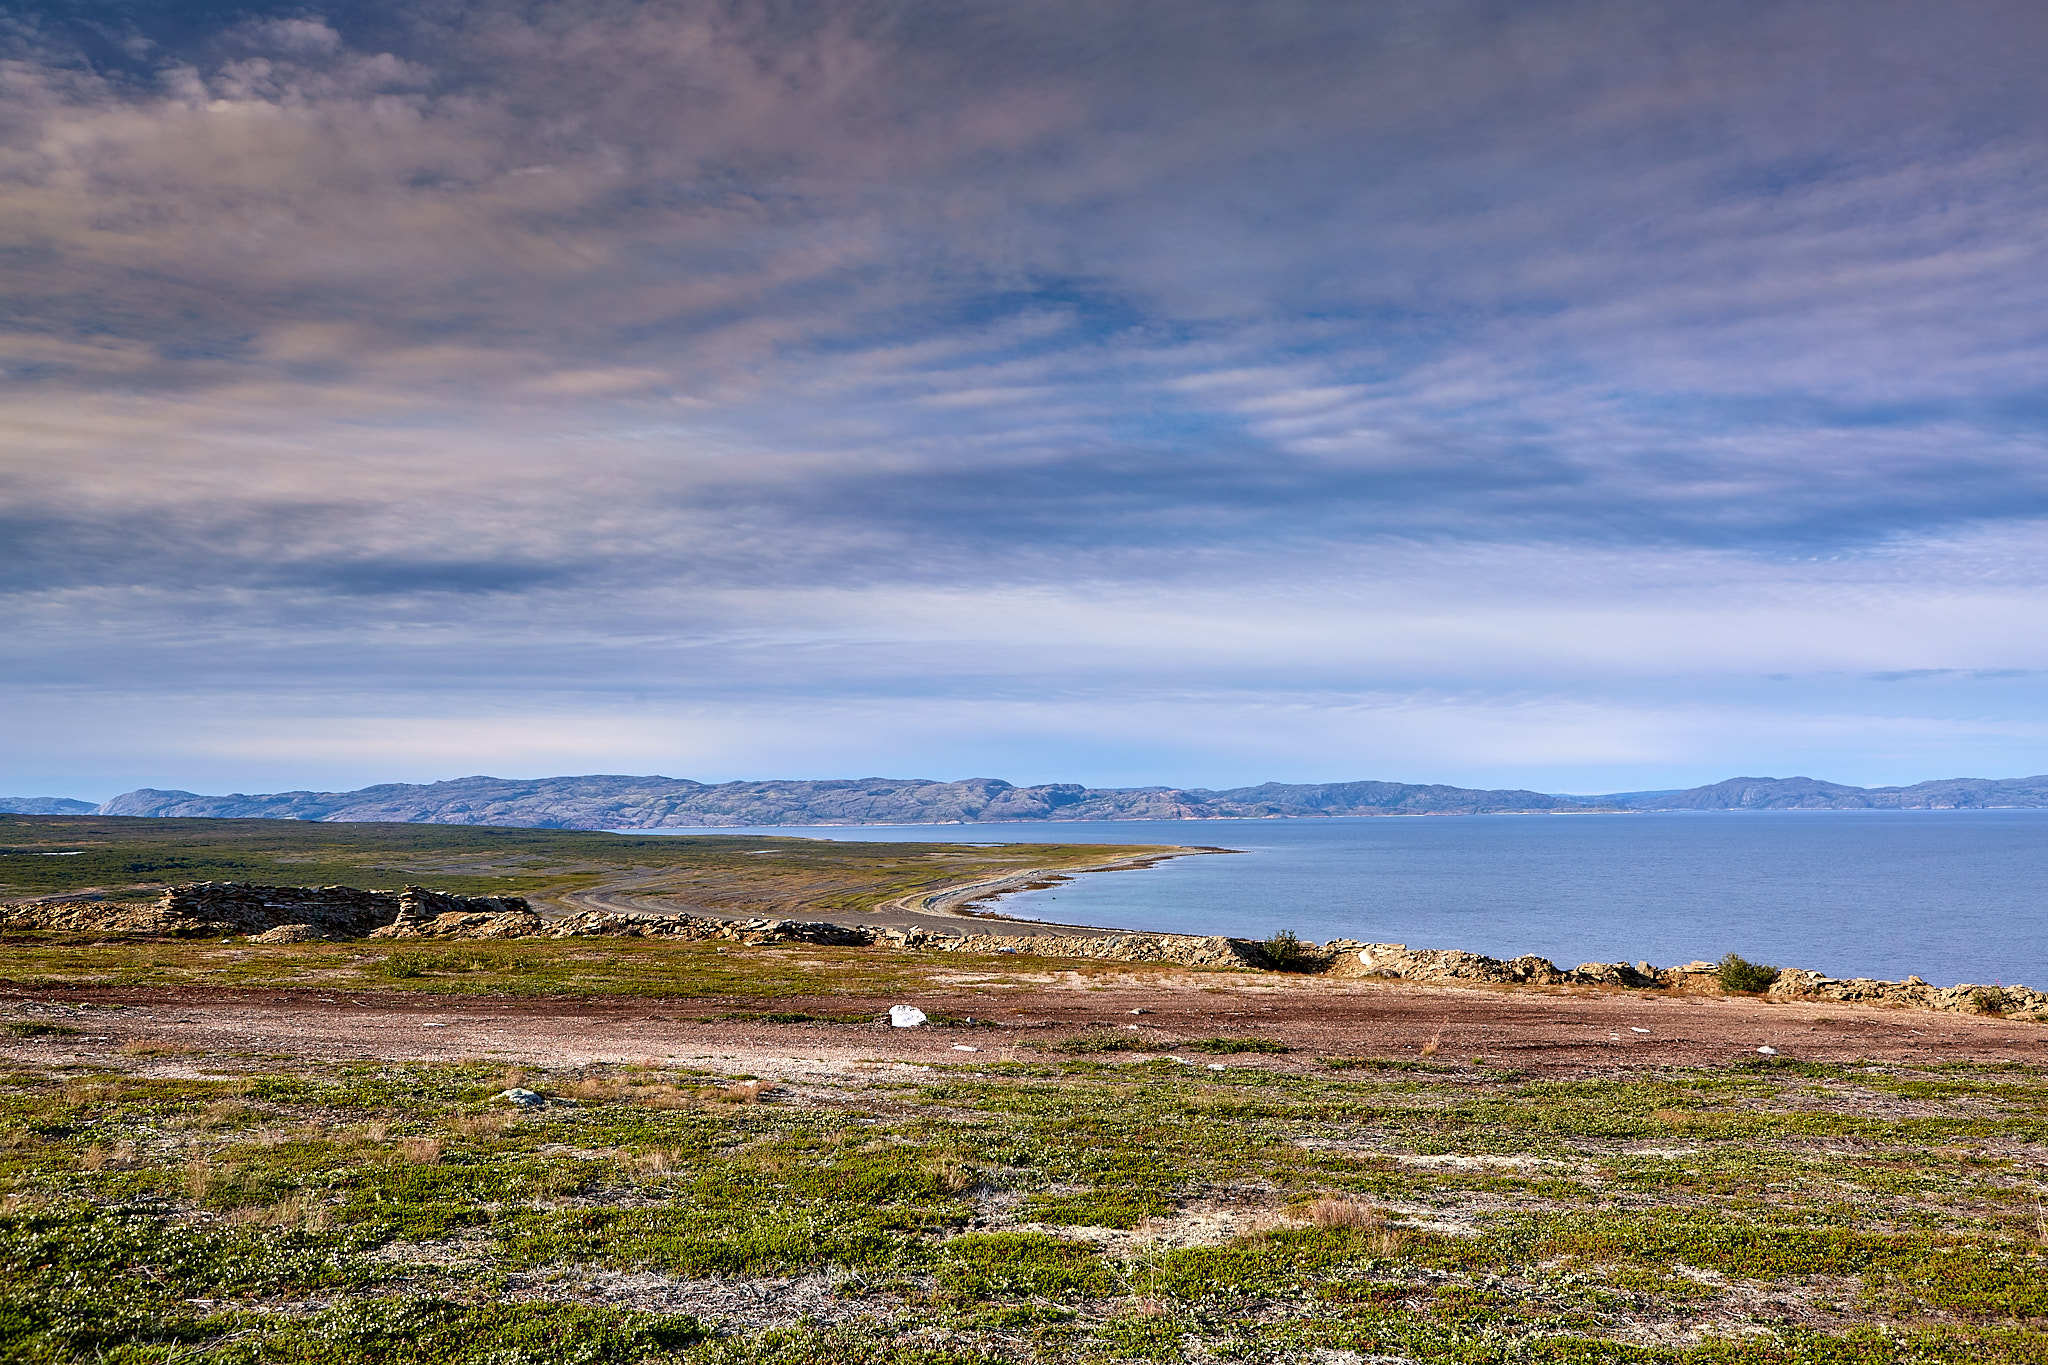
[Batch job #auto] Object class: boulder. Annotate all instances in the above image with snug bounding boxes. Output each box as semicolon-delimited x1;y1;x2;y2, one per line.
248;923;326;944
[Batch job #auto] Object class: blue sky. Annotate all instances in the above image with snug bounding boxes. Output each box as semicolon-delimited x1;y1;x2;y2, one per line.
5;1;2048;799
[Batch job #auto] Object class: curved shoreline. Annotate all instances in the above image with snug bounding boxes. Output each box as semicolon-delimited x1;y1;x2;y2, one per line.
876;846;1227;932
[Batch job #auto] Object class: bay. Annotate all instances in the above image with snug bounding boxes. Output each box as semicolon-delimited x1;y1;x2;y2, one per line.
646;810;2048;987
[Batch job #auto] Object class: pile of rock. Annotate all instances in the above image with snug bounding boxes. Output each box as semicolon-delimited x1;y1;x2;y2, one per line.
1759;967;2046;1019
349;904;1257;966
877;927;1263;969
1324;942;2044;1020
0;898;167;933
1331;942;1661;988
10;879;2041;1023
2;881;535;940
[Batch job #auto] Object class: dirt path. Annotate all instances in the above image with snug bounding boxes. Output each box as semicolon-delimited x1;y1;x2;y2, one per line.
5;973;2041;1080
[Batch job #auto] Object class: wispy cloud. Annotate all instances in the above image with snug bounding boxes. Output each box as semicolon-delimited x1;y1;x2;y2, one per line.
5;1;2048;794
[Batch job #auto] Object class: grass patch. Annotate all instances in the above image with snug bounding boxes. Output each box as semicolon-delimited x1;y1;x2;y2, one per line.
1181;1036;1291;1054
0;1022;76;1038
1045;1029;1146;1054
4;978;2048;1361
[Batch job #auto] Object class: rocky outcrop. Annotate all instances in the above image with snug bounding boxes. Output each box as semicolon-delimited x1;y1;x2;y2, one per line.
364;906;1255;965
1333;942;1661;989
2;881;531;938
1328;943;2043;1020
1760;967;2047;1018
0;899;173;933
875;927;1263;968
6;878;2039;1023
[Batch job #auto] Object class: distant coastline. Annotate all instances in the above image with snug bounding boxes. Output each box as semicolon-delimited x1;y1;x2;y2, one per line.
8;770;2048;831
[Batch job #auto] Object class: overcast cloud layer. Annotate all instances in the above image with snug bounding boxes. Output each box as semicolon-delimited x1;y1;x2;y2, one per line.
6;0;2048;799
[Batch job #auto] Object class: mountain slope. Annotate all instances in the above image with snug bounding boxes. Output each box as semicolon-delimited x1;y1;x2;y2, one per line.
1615;775;2048;810
84;772;2048;829
95;775;1593;828
0;797;98;815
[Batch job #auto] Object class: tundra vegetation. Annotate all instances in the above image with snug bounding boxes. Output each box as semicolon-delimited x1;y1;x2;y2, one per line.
0;814;1161;920
3;946;2046;1362
3;815;2046;1362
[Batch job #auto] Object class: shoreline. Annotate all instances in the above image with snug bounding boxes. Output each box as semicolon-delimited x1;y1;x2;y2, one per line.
874;845;1228;933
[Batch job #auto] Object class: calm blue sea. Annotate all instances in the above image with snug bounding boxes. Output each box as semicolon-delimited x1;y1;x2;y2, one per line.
644;812;2048;987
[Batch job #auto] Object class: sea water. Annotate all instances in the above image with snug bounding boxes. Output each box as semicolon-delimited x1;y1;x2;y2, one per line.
644;811;2048;987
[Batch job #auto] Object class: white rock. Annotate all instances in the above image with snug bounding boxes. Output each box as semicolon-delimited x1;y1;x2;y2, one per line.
888;1005;929;1028
951;1044;979;1052
1630;1027;1651;1034
1756;1045;1779;1056
1205;1063;1226;1071
496;1088;547;1108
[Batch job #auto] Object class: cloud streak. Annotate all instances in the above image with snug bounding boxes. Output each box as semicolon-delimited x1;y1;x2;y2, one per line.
5;0;2048;794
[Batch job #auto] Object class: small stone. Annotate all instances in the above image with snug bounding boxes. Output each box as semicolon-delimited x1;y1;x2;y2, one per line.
497;1088;547;1108
888;1005;929;1028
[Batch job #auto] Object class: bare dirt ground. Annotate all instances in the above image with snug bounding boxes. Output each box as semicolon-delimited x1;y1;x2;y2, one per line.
6;969;2041;1079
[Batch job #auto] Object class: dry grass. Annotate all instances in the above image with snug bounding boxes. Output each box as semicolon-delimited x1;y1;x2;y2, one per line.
227;1193;331;1231
450;1110;513;1138
1419;1027;1444;1058
709;1079;774;1105
1301;1195;1384;1230
183;1152;224;1200
79;1140;139;1171
118;1039;202;1058
1279;1196;1410;1255
392;1137;443;1164
627;1147;683;1175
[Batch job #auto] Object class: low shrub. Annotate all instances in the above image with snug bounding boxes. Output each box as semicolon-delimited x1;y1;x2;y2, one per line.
1258;929;1321;973
1970;986;2011;1016
1716;953;1780;994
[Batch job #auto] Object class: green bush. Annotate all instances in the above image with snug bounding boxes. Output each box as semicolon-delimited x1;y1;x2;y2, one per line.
1258;929;1321;972
1716;953;1780;994
1970;986;2011;1016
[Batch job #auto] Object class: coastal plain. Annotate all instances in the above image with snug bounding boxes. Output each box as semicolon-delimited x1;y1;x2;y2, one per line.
2;816;2045;1363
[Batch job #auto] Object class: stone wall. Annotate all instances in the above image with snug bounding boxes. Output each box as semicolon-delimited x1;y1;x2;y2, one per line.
2;882;531;939
7;880;2040;1022
1329;940;2044;1021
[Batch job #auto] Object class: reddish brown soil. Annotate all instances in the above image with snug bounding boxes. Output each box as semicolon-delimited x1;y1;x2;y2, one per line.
4;974;2041;1078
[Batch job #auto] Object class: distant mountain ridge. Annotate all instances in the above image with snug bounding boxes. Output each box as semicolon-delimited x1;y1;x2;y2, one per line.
0;797;99;815
68;771;2048;829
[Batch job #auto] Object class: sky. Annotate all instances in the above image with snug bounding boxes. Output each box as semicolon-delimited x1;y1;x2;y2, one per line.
5;0;2048;801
